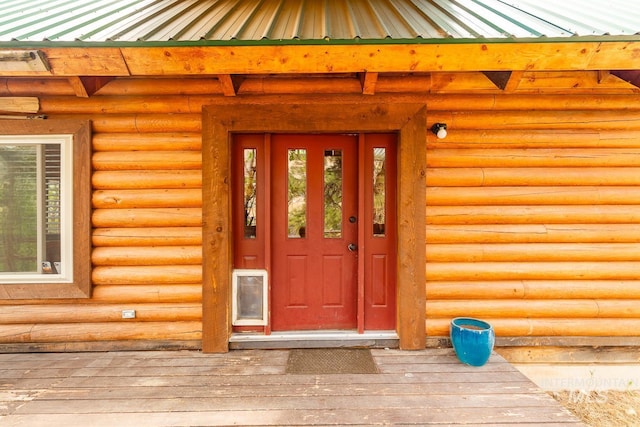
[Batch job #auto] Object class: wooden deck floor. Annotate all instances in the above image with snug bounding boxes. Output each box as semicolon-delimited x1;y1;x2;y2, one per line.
0;348;582;426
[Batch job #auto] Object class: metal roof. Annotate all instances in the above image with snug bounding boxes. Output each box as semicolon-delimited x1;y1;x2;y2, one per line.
0;0;638;46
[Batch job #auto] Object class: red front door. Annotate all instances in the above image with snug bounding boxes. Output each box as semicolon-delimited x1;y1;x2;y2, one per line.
271;134;358;330
232;133;397;333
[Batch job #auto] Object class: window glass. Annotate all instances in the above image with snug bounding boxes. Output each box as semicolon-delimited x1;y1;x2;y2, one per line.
243;148;257;239
324;149;342;238
0;136;71;281
287;149;306;238
373;147;386;236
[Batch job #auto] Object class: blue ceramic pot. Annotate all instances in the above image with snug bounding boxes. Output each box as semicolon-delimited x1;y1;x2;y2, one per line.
450;317;495;367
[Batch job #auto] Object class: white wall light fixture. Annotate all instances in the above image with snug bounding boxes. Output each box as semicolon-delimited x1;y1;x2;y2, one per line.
431;123;447;139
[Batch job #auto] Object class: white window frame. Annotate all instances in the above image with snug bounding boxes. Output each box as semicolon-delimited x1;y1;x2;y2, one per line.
0;135;74;284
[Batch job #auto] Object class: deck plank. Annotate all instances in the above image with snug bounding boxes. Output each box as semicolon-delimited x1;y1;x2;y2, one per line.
0;349;583;426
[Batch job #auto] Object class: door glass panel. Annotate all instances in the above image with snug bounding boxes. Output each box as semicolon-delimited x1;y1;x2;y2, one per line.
243;148;257;239
324;149;342;238
373;147;386;236
287;149;306;238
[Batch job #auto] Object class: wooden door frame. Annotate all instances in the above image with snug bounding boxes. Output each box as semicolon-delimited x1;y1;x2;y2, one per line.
202;101;426;353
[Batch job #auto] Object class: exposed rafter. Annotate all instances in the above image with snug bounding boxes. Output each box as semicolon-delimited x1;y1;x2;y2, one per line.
597;70;611;84
359;71;378;95
218;74;243;97
68;76;115;97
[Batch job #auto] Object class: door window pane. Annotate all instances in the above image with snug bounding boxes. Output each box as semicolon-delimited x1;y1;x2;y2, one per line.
324;149;342;238
373;147;386;236
243;148;257;239
287;149;306;238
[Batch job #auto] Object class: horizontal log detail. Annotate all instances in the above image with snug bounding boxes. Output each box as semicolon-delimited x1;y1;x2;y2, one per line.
426;262;640;281
92;265;202;285
0;303;201;324
426;318;640;337
92;208;202;228
7;78;640;109
426;243;640;262
93;189;202;209
426;281;640;300
93;133;201;152
426;129;639;149
92;227;202;246
428;186;640;205
427;110;640;130
427;94;640;111
0;78;77;96
40;95;197;114
426;224;640;243
0;321;202;343
239;77;363;95
92;246;202;266
93;170;202;190
97;78;224;96
91;285;202;303
426;299;640;319
48;113;202;133
426;205;640;224
427;168;640;187
427;148;640;168
93;151;202;171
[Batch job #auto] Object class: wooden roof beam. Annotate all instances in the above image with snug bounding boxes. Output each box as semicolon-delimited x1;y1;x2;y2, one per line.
116;43;640;76
482;71;524;92
359;71;378;95
68;76;115;97
1;43;638;77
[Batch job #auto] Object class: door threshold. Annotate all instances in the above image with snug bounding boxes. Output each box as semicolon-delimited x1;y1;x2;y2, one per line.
229;330;399;350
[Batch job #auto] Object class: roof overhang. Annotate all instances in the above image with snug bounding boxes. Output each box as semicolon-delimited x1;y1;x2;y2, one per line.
0;40;638;77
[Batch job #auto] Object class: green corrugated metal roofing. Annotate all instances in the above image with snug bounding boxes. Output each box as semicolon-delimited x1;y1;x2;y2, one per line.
0;0;638;46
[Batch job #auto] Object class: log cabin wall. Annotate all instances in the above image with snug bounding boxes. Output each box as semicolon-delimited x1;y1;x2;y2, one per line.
0;72;639;350
425;93;640;344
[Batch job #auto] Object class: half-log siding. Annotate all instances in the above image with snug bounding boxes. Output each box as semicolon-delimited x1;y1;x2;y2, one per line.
1;74;639;348
426;96;640;340
0;78;208;348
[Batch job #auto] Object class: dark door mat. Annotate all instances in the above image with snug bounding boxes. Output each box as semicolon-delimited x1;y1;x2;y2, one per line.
286;348;378;374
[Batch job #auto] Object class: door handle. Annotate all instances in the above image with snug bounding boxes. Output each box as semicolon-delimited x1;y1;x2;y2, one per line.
348;243;358;252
